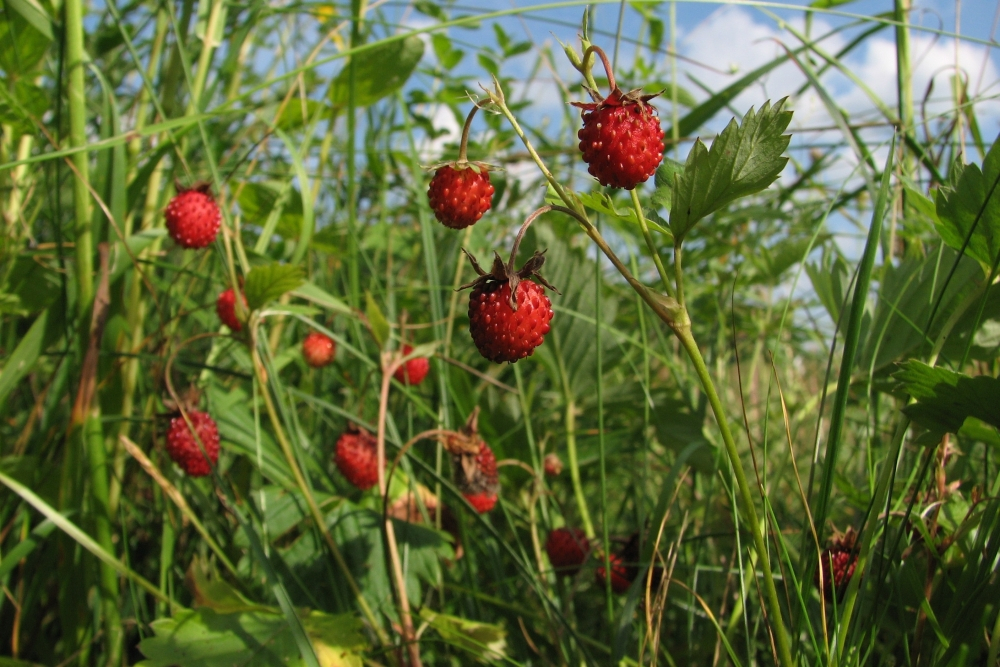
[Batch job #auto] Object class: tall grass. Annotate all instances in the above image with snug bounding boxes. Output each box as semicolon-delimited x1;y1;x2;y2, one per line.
0;0;998;665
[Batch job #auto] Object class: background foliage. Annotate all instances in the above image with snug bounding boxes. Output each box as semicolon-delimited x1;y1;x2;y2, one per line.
0;0;998;664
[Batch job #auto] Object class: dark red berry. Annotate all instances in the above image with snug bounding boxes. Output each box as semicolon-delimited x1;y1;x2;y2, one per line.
545;528;590;575
335;425;380;491
596;554;632;594
165;410;220;477
216;288;246;332
393;344;430;385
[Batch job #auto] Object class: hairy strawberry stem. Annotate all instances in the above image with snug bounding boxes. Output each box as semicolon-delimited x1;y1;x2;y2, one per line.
457;104;480;163
582;45;616;94
489;78;794;665
508;205;552;272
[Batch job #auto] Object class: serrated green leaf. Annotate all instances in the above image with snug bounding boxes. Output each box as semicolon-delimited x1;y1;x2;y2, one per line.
365;292;390;347
652;158;684;212
934;136;1000;271
669;99;791;243
330;36;423;108
896;360;1000;433
244;263;306;311
418;609;507;663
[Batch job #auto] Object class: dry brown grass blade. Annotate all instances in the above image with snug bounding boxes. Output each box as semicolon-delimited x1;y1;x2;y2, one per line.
70;243;111;426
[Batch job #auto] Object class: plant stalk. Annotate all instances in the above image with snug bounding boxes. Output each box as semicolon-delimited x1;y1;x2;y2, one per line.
377;353;423;667
675;327;795;667
250;342;388;645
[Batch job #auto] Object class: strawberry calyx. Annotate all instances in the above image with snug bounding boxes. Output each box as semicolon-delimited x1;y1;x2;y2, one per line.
458;248;557;312
571;45;662;115
175;179;215;196
458;205;560;311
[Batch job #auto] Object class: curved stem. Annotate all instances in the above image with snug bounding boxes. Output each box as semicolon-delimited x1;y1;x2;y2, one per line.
508;205;553;271
629;189;674;298
381;429;452;514
457;104;480;163
377;353;423;667
582;45;616;92
675;327;794;667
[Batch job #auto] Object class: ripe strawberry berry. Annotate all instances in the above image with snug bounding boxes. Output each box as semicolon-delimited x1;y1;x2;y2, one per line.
334;424;380;491
543;453;563;477
428;165;494;230
454;441;499;513
426;104;496;230
165;410;220;477
165;182;221;248
461;249;557;363
216;288;246;332
442;409;501;513
596;554;632;594
572;47;663;190
817;529;858;602
463;490;498;513
303;332;336;368
546;528;590;575
393;344;430;385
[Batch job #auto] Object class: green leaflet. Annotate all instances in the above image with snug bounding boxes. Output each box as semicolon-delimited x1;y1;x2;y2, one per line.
935;136;1000;272
895;360;1000;435
244;263;306;311
669;99;791;243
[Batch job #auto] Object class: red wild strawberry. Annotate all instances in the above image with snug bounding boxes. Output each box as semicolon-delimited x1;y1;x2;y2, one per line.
596;554;632;594
393;344;430;385
165;410;220;477
442;409;501;513
455;441;499;513
461;249;557;364
303;332;336;368
463;490;498;513
572;47;663;190
426;104;495;229
817;528;858;602
334;424;381;491
546;528;590;575
543;453;563;477
165;182;221;249
428;164;494;230
216;288;246;332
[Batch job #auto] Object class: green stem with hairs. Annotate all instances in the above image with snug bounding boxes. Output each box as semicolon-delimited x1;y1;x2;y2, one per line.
675;327;794;667
630;188;674;298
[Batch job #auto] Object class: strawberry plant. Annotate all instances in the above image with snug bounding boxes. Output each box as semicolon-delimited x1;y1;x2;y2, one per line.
1;1;999;665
